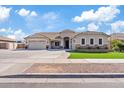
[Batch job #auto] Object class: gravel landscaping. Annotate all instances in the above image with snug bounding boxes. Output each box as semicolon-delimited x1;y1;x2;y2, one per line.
25;63;124;73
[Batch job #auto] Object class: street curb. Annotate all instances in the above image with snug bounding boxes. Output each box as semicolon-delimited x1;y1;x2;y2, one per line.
1;73;124;78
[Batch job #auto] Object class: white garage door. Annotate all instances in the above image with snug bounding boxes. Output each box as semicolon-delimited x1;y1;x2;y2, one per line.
28;41;46;50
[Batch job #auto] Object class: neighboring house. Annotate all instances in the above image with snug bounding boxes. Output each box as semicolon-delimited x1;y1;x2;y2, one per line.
0;36;17;50
111;33;124;41
24;29;110;50
16;41;26;49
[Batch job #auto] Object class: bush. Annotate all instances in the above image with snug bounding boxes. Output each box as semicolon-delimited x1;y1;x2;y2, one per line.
75;44;81;49
118;43;124;51
96;46;100;49
112;46;120;51
111;40;124;52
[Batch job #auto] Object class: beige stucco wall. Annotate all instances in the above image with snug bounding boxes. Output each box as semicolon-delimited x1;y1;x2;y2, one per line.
0;41;17;50
9;42;17;50
72;34;109;50
26;38;49;44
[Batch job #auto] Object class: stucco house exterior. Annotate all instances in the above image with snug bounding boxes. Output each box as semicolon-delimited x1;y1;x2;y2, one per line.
24;29;110;50
0;36;17;50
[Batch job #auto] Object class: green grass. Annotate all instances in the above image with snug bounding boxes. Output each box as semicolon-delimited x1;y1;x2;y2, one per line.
69;52;124;59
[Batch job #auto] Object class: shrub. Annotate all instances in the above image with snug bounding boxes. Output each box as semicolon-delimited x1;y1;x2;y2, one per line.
111;40;124;52
75;44;81;49
96;46;100;49
112;46;120;51
118;43;124;51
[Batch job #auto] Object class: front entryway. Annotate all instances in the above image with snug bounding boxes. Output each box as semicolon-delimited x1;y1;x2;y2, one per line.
64;37;69;49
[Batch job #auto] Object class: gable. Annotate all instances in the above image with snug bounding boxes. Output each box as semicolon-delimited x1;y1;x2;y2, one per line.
24;33;50;40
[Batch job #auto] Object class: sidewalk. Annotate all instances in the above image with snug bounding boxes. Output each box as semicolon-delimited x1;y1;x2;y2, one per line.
1;59;124;76
1;59;124;63
0;78;124;88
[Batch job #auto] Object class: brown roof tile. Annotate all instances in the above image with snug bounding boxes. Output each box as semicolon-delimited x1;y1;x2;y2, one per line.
25;30;108;40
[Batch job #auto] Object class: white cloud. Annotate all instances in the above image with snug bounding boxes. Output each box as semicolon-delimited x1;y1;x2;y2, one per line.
0;6;11;21
17;8;30;16
0;27;26;40
17;8;37;17
26;12;60;31
73;6;120;23
42;12;58;20
0;28;6;32
75;26;85;31
0;27;13;33
87;23;99;31
30;11;37;16
111;20;124;33
7;29;26;41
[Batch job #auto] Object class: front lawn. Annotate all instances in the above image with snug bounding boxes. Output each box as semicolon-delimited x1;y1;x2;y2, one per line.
69;52;124;59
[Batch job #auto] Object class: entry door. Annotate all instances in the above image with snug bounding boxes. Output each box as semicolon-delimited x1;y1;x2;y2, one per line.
65;40;69;49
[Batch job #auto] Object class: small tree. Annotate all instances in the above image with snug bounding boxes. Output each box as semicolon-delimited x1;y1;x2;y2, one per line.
118;43;124;52
111;40;122;52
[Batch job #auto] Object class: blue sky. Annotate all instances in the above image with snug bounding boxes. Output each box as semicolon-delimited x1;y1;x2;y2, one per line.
0;5;124;40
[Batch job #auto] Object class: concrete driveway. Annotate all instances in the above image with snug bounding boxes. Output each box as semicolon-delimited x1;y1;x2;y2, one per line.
0;49;69;76
0;49;69;59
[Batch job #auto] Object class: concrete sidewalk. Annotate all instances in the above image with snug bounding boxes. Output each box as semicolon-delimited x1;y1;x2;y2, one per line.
0;78;124;88
1;59;124;63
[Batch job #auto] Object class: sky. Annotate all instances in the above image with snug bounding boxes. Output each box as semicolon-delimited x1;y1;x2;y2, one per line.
0;5;124;40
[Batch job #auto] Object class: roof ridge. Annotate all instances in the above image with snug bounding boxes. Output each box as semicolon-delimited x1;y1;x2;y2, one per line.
0;36;15;41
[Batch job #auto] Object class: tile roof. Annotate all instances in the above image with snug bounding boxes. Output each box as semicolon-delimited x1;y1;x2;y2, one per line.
38;32;60;40
0;36;16;42
73;31;110;38
25;30;109;40
111;33;124;40
25;29;79;40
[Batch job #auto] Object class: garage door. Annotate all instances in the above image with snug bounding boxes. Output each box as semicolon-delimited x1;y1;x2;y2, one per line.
0;43;8;49
28;41;46;50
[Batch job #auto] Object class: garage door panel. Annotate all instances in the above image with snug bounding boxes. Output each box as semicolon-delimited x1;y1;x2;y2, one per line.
0;43;8;49
28;41;46;49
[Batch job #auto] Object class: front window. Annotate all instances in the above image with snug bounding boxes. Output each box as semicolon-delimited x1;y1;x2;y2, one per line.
99;38;102;45
55;42;59;46
90;38;94;45
82;38;85;45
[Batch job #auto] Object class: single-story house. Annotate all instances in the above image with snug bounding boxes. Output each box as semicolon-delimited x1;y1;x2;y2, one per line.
0;36;17;50
24;29;110;50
